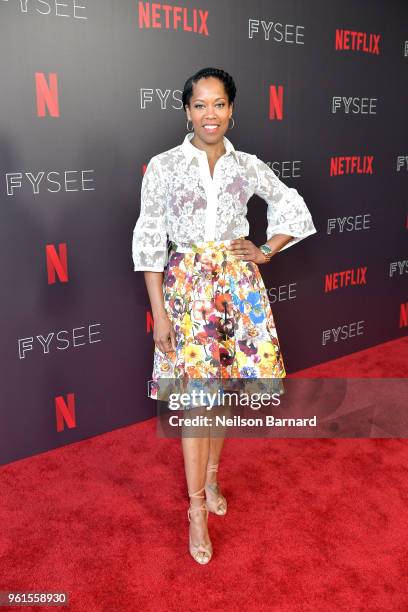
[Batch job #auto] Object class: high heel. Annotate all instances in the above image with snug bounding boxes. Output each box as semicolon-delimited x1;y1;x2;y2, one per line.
205;463;227;516
187;485;213;565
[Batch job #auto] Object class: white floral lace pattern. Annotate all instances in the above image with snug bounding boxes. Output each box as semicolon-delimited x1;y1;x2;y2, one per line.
253;156;318;251
132;133;317;271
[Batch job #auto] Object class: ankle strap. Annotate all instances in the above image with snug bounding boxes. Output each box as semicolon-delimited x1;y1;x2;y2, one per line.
187;501;208;522
188;485;205;499
207;463;219;473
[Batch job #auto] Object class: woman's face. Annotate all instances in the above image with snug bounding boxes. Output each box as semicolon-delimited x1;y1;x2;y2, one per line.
185;76;233;145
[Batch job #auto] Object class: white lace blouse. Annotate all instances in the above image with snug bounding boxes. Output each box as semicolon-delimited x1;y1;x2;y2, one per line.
132;132;317;271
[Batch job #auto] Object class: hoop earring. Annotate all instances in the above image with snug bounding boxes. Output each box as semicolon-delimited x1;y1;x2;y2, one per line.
228;117;235;130
186;119;194;132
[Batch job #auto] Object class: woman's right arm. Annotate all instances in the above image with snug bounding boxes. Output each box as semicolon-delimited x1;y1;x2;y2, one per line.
144;271;176;354
132;156;175;352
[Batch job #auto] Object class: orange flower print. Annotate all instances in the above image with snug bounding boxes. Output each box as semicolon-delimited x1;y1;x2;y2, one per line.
195;331;208;345
192;300;213;321
214;292;233;314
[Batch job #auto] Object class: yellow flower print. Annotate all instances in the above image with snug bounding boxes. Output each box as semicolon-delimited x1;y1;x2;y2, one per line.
183;312;193;337
185;344;202;365
257;341;276;363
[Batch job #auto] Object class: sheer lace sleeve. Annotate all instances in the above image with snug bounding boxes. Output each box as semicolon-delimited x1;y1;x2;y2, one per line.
252;155;317;251
132;157;168;271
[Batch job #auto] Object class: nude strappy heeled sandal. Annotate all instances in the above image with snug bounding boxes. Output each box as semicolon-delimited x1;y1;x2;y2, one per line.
205;463;228;516
187;485;213;565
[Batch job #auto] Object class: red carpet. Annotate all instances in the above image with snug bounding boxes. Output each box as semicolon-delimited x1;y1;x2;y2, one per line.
1;336;407;611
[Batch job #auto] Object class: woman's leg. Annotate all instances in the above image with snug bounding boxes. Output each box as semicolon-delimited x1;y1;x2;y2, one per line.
207;435;226;476
205;400;232;511
182;430;210;495
181;407;211;561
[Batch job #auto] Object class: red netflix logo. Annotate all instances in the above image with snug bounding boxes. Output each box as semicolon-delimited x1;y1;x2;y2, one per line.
147;311;154;333
330;155;374;176
46;243;68;284
325;267;367;292
269;85;283;120
400;303;408;328
45;242;68;285
335;30;381;55
138;2;209;35
55;392;76;431
35;72;59;117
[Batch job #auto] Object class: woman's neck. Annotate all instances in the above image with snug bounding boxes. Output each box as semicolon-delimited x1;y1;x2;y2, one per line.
191;134;226;160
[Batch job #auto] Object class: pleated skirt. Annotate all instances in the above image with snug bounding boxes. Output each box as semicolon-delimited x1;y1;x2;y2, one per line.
148;239;287;405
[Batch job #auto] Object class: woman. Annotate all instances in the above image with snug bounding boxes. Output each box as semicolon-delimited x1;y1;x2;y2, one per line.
132;67;317;565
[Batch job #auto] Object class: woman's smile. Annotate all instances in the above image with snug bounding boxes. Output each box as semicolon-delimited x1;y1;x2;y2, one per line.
202;124;220;133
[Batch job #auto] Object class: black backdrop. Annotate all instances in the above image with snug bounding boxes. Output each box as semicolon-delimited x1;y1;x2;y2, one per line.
0;0;406;464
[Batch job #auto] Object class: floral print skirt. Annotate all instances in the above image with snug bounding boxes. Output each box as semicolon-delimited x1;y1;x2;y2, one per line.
149;239;287;405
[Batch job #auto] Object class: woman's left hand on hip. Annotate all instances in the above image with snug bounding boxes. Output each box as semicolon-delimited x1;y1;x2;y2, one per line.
227;238;266;265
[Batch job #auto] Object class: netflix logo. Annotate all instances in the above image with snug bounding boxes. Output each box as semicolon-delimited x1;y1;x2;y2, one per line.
46;243;68;284
55;393;76;432
35;72;60;118
138;2;209;35
335;30;381;55
400;303;408;328
269;85;283;120
330;155;374;176
325;267;367;292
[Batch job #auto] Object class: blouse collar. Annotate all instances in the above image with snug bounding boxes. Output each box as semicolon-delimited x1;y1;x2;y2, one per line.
181;131;239;165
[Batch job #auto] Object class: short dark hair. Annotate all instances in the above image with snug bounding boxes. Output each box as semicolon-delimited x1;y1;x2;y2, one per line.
182;67;236;110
